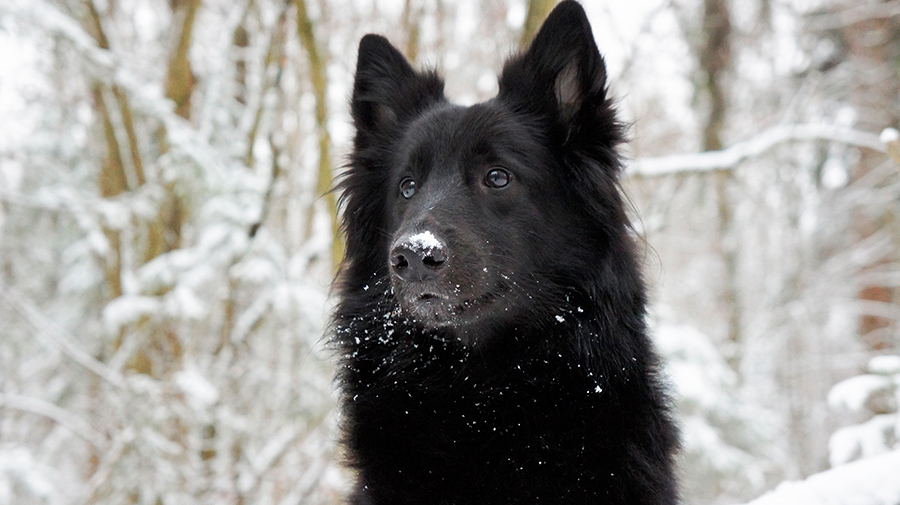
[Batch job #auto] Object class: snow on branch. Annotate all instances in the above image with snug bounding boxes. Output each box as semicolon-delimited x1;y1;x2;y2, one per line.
0;394;106;449
628;124;887;177
0;288;126;389
807;1;900;30
742;450;900;505
0;0;236;179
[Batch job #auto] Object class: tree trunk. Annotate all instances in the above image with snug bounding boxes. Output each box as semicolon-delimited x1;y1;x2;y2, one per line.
402;0;423;64
165;0;202;120
840;11;900;351
294;0;342;272
696;0;741;371
519;0;556;49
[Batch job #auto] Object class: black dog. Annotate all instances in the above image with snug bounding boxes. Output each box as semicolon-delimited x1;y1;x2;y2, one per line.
334;2;679;503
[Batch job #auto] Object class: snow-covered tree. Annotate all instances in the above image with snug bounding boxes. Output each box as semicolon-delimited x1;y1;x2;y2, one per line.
1;0;899;504
654;321;784;504
828;355;900;467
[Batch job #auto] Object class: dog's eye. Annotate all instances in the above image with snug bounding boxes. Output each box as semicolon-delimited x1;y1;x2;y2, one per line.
484;168;511;189
400;177;416;199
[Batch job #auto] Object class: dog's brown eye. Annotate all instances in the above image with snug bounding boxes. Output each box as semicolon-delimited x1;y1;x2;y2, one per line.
485;168;510;188
400;177;416;199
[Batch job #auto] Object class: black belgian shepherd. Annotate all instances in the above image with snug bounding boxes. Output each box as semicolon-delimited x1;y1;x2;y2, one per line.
333;1;679;503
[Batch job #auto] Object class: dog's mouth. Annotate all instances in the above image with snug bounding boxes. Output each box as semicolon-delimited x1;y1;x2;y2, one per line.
398;285;504;327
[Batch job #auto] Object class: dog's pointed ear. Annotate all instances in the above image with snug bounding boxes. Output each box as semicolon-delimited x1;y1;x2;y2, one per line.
499;1;619;152
351;35;445;141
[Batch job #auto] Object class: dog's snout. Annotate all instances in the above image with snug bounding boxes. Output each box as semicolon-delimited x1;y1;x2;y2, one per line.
390;231;447;282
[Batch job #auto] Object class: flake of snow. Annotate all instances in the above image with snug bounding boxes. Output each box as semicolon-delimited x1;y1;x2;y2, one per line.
555;315;565;323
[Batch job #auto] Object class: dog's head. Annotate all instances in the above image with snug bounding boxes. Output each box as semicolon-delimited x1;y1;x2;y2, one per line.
339;1;633;341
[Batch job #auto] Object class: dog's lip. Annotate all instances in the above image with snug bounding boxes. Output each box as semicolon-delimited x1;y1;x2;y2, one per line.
397;288;451;309
397;284;505;326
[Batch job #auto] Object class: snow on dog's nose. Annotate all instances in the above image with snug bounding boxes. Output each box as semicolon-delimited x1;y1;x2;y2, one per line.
390;231;447;282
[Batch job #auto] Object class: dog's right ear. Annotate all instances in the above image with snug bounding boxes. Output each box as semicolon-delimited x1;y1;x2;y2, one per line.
498;1;621;167
351;35;445;140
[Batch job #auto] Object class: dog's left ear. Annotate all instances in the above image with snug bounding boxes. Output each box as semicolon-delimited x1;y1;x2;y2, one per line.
351;35;445;145
499;1;619;153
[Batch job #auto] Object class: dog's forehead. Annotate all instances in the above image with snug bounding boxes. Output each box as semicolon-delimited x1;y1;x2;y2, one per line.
399;103;547;170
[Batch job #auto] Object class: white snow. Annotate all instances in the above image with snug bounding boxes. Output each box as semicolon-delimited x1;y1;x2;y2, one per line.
629;124;885;176
102;295;161;332
821;157;849;189
829;416;898;467
3;0;899;503
827;375;891;412
826;354;900;467
681;415;756;475
0;448;55;502
879;127;899;144
742;450;900;505
407;231;442;252
174;369;219;408
655;324;737;408
868;355;900;375
164;285;207;321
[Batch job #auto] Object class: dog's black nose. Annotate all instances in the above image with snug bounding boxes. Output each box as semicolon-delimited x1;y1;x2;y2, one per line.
390;231;447;282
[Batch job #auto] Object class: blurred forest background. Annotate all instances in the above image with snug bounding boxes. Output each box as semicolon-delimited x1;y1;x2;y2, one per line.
1;0;899;503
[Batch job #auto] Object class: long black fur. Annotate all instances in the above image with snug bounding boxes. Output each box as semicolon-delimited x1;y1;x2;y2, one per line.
333;2;679;504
